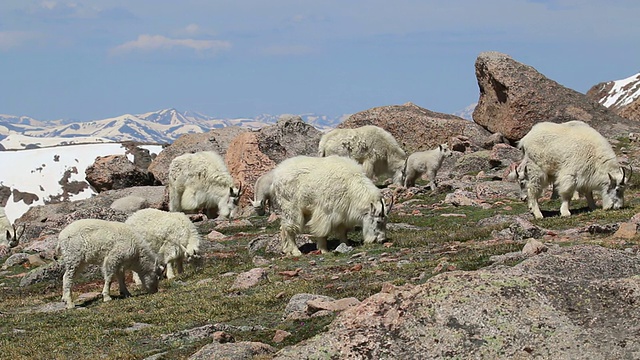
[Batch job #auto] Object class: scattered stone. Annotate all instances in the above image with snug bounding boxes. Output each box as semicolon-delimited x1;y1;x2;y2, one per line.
188;341;275;360
27;254;47;267
207;230;227;241
306;297;360;314
522;238;548;256
252;256;270;266
333;243;353;254
273;329;291;343
110;195;148;213
2;253;30;269
212;331;235;344
230;268;268;290
613;222;638;239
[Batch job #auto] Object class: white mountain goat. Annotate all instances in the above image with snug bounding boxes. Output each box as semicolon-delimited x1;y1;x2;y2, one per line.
271;155;393;256
318;125;407;186
0;207;23;248
518;121;631;219
168;151;242;219
251;170;275;216
508;157;581;202
56;219;162;309
125;208;202;281
403;144;453;189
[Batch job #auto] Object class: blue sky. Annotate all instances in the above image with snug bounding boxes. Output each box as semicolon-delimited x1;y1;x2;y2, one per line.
0;1;638;122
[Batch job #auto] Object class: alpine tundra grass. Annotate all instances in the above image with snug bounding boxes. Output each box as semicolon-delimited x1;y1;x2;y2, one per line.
1;182;640;359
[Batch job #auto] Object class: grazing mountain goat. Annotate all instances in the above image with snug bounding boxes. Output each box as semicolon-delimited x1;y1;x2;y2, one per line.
0;207;22;248
271;155;392;256
56;219;162;309
518;121;631;219
251;170;275;216
168;151;242;219
125;208;202;280
403;144;453;189
318;125;407;186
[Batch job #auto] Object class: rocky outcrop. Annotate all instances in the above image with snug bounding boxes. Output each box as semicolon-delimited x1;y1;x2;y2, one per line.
620;99;640;122
85;155;156;193
473;51;638;142
340;102;493;153
148;126;248;185
274;245;640;359
225;115;322;208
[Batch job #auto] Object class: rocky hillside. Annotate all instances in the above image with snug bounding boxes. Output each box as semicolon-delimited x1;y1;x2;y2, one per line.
1;52;640;359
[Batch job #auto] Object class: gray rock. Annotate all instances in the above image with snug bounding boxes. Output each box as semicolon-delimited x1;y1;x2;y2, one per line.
274;245;640;359
19;261;65;287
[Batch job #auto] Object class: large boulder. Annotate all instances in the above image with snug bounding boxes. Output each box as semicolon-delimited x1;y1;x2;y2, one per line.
148;126;248;185
85;155;156;193
274;245;640;359
225;115;322;209
473;51;638;143
339;102;493;153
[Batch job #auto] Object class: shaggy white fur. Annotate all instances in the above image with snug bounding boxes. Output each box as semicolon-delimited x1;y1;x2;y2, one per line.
518;121;630;219
318;125;407;185
56;219;161;309
403;144;453;189
126;208;201;280
271;155;391;256
168;151;241;219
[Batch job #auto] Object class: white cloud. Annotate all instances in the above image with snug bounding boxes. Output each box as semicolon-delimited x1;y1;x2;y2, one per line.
0;31;40;51
110;34;231;56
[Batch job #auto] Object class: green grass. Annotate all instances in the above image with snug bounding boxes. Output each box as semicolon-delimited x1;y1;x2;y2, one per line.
2;179;640;359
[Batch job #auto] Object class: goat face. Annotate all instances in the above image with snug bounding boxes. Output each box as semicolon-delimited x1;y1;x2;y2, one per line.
603;167;629;210
362;199;390;244
218;186;242;219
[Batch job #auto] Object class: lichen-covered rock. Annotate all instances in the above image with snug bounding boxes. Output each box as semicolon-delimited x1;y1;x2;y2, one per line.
341;102;492;154
274;245;640;359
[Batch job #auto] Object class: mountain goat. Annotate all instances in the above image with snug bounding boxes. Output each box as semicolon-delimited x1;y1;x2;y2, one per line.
56;219;162;309
251;170;275;216
125;208;202;280
271;155;392;256
318;125;407;186
403;144;453;188
168;151;242;219
518;121;631;219
0;207;23;248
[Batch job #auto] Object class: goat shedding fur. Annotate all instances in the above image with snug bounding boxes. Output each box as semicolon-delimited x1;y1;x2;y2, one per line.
318;125;407;185
271;155;391;256
518;121;631;219
168;151;241;219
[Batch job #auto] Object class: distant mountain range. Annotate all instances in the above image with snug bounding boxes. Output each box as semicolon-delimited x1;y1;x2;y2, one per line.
0;109;349;145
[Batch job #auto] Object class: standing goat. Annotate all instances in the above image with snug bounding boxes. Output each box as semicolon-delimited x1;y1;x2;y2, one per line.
125;208;201;280
271;155;392;256
251;170;275;216
318;125;407;186
518;121;631;219
403;144;453;189
56;219;162;309
168;151;242;219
